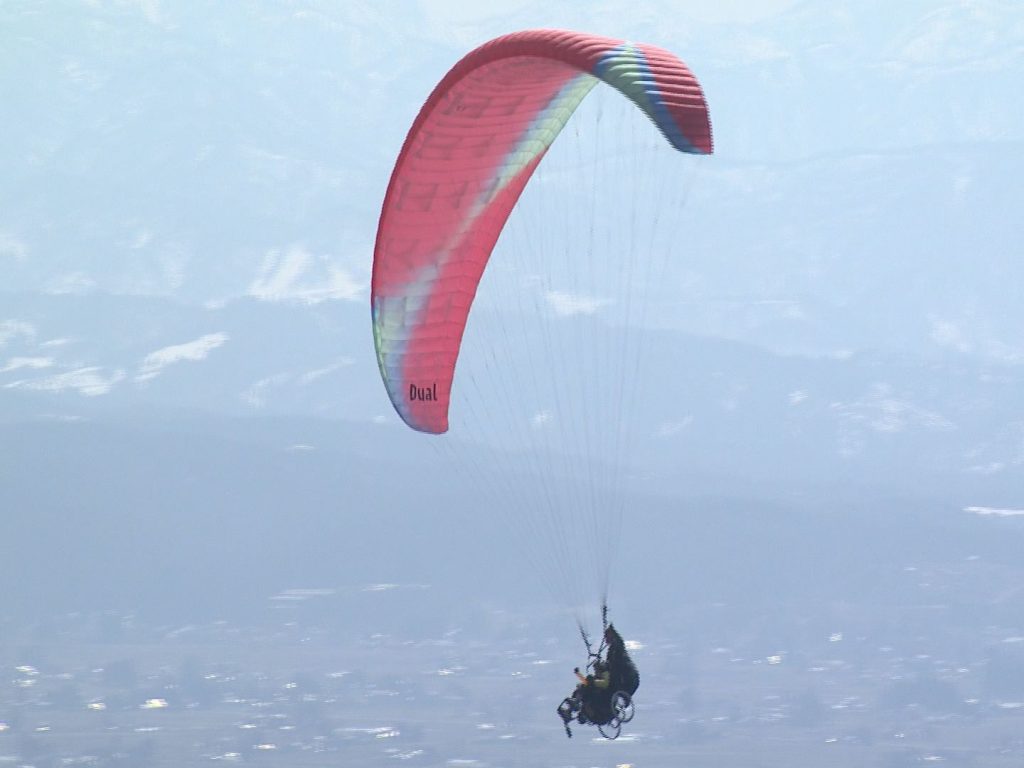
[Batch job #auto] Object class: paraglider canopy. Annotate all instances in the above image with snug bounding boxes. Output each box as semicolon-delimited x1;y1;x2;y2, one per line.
371;28;712;434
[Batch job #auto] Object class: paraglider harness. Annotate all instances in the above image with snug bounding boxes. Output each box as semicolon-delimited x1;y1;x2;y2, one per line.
557;605;639;740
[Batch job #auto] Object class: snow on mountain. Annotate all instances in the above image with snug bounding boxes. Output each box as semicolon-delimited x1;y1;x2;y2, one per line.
136;332;230;382
966;506;1024;517
247;246;365;303
6;366;125;397
0;356;53;374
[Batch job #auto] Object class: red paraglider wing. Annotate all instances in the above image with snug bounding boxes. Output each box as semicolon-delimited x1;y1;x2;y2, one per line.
372;29;712;433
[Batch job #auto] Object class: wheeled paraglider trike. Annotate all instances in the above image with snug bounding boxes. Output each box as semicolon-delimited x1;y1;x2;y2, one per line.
557;620;640;740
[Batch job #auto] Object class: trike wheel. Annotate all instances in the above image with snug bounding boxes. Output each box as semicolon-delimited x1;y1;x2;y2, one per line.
597;716;622;740
612;691;634;723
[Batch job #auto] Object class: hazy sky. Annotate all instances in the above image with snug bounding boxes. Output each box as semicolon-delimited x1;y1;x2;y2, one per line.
3;24;1024;768
415;0;802;27
2;0;1021;450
